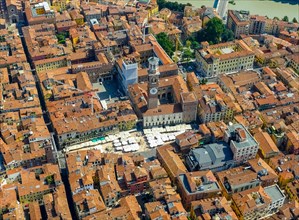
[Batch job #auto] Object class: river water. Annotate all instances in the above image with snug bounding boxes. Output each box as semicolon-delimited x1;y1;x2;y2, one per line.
169;0;299;20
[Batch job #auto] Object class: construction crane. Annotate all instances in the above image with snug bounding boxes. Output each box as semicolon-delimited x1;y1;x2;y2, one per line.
165;18;182;63
175;33;180;52
106;29;128;54
141;24;152;43
0;70;3;111
126;24;152;43
166;18;182;51
53;79;99;115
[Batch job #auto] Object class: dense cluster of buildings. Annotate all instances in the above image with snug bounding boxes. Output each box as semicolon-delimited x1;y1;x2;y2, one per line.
65;150;190;219
0;0;298;219
227;9;299;38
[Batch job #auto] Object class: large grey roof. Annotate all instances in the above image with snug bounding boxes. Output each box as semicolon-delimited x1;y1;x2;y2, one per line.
191;142;233;169
205;142;233;162
264;185;285;202
193;148;212;165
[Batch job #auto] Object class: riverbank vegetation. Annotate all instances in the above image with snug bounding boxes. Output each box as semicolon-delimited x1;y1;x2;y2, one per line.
229;0;236;5
282;16;289;22
157;0;192;12
273;16;298;23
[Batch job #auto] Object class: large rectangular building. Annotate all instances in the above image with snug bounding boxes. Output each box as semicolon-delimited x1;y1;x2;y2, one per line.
249;15;299;36
198;95;234;123
227;10;250;38
196;40;254;77
224;123;259;162
216;166;261;198
185;142;234;172
116;58;138;94
177;171;222;209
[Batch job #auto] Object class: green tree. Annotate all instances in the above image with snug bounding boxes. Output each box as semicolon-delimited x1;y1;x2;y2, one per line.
197;17;235;44
157;0;192;12
182;49;193;61
46;175;54;185
222;29;234;42
191;41;200;49
204;17;225;44
186;36;200;50
197;28;207;43
282;16;289;22
292;17;298;23
200;78;208;85
56;31;69;44
186;40;191;49
228;0;236;5
156;32;175;57
173;56;179;63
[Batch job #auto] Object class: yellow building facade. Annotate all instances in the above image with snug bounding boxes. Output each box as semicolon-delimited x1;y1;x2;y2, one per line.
52;0;70;11
285;181;299;202
147;4;159;18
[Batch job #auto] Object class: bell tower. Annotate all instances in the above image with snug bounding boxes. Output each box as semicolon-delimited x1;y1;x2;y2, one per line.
147;57;160;109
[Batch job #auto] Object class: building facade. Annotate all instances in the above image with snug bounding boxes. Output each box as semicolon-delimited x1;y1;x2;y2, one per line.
196;40;254;77
117;58;138;94
215;0;229;19
6;0;24;24
227;10;250;38
224;123;259;162
128;57;198;128
177;171;222;209
249;15;299;36
198;96;234;123
231;185;285;220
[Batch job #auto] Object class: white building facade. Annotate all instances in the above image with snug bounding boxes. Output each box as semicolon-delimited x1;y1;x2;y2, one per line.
224;123;259;162
216;0;229;19
143;111;183;128
117;59;138;94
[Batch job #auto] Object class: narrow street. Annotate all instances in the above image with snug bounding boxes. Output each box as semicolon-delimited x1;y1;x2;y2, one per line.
61;168;78;220
17;25;77;219
18;26;53;133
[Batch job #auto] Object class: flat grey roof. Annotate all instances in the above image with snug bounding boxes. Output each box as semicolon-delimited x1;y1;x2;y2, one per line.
205;142;233;162
226;123;258;148
193;148;212;165
264;184;285;202
191;142;233;167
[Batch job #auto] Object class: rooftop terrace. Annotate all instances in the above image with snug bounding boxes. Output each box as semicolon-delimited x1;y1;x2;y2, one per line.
264;184;285;202
178;172;220;195
225;123;258;149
